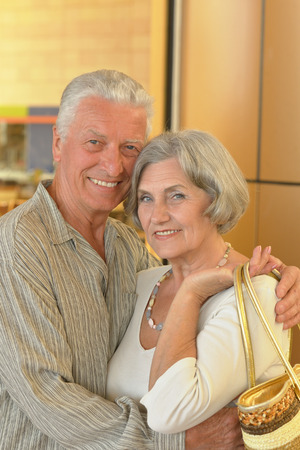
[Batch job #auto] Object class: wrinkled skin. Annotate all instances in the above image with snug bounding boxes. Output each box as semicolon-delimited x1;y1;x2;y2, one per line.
186;407;244;449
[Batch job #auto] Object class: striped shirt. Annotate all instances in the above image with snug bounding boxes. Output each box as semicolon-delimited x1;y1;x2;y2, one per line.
0;182;184;449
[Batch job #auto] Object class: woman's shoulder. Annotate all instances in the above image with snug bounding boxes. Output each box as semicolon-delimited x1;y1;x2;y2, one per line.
200;272;278;321
137;265;172;280
249;273;278;298
137;265;172;284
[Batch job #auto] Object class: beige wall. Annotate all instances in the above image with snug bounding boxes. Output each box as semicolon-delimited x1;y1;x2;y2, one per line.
181;0;262;259
0;0;167;137
181;0;300;364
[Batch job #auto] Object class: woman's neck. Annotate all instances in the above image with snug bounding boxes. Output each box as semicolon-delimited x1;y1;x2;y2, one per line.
168;235;230;280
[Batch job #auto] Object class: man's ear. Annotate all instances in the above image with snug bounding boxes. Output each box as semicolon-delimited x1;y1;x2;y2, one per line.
52;126;62;162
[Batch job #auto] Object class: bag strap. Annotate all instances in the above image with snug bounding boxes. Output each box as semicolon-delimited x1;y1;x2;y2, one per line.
233;265;286;388
234;262;300;399
234;264;256;388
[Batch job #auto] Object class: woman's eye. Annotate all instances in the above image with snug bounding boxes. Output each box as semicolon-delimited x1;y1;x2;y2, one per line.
172;193;185;200
139;194;152;203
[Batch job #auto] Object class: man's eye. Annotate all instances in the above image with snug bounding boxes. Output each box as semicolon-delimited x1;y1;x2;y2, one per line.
122;145;140;157
89;139;99;145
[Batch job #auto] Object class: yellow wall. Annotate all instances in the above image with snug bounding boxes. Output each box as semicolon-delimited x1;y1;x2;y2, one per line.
181;0;300;364
0;0;167;137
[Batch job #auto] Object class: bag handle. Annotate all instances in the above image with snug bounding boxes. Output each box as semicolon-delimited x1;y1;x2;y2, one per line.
233;264;285;387
234;262;300;399
234;264;256;388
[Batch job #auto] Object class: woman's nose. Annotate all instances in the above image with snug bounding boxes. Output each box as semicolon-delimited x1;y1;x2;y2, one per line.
151;202;169;224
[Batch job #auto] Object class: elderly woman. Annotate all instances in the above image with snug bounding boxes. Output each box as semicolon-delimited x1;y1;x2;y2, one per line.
106;130;289;434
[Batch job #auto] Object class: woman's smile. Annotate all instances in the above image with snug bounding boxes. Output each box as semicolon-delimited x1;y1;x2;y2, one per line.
154;229;181;237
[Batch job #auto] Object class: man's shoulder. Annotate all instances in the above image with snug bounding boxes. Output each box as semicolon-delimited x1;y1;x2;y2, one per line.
106;217;160;270
107;216;142;243
0;195;36;235
0;184;60;260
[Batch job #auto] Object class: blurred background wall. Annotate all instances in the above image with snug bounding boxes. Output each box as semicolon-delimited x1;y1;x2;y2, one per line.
179;0;300;364
181;0;300;268
0;0;167;135
0;0;299;362
0;0;168;188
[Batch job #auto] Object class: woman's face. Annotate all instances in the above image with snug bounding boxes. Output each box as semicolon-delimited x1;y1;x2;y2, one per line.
137;157;216;264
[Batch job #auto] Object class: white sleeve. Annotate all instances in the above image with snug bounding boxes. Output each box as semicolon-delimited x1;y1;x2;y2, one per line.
140;276;289;434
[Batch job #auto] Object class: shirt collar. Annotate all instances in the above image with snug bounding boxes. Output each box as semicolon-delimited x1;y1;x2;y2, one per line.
34;180;119;248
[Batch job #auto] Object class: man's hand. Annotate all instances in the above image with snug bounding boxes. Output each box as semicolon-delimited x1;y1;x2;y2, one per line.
249;246;300;330
185;407;244;449
274;264;300;329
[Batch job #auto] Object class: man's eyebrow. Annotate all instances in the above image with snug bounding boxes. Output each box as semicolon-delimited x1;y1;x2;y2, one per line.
86;132;143;145
87;129;106;138
123;138;144;145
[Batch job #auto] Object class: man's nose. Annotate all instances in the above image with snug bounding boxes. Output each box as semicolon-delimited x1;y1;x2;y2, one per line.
100;145;123;176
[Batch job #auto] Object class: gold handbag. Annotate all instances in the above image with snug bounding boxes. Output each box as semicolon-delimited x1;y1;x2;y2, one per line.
234;262;300;449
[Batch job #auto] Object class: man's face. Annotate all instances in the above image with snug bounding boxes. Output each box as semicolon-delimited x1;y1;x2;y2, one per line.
52;97;147;219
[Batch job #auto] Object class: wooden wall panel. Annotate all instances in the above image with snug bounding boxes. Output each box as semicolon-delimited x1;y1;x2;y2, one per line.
224;183;257;258
257;184;300;268
257;184;300;367
260;0;300;182
180;0;300;364
181;0;262;178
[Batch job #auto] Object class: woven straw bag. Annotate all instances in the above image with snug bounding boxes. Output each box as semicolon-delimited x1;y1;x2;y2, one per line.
234;262;300;449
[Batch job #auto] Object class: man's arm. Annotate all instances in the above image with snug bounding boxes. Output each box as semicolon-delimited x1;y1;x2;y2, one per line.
249;246;300;329
185;407;244;449
0;224;183;450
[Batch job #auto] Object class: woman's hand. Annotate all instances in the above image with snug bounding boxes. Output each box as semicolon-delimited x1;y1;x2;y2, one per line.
248;245;276;276
181;267;234;307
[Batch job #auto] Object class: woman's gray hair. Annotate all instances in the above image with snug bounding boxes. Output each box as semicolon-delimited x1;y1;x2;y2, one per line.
56;69;154;140
125;130;249;235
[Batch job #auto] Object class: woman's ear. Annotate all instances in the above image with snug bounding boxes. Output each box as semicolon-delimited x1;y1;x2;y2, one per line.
52;126;62;162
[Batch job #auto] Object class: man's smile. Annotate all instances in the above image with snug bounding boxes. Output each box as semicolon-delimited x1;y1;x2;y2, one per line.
89;177;118;188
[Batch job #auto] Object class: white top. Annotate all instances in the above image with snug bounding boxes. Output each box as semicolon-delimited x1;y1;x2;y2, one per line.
106;265;289;434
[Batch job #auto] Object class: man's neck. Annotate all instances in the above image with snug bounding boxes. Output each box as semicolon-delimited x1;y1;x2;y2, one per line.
47;179;108;260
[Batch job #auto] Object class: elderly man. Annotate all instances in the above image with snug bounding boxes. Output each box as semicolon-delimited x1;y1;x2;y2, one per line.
0;70;299;449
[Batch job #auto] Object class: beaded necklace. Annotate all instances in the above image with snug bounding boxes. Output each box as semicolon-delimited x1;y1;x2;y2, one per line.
146;268;172;330
216;242;232;268
145;242;232;331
